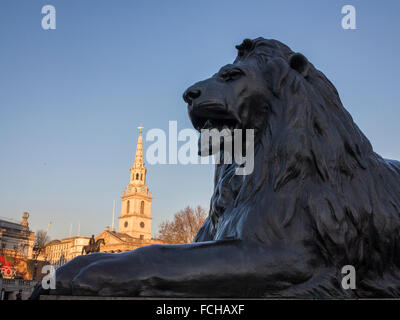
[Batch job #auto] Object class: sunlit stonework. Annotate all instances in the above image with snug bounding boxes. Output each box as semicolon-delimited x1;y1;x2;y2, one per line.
95;127;164;253
119;126;152;239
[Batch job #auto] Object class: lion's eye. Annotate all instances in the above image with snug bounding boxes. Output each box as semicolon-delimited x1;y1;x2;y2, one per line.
220;69;244;82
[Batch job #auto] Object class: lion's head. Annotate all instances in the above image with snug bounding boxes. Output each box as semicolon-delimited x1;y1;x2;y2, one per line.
184;38;400;296
184;38;371;165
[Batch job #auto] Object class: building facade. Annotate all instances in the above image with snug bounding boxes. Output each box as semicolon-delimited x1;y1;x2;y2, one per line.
0;213;36;280
0;213;38;299
0;213;35;261
0;212;36;298
42;236;90;267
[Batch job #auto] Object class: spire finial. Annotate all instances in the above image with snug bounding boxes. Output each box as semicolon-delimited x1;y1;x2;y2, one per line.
132;125;145;170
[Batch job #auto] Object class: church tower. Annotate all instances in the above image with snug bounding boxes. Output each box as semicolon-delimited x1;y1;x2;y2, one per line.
118;127;152;239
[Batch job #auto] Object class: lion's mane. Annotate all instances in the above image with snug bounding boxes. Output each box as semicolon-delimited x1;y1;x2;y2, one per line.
194;38;400;297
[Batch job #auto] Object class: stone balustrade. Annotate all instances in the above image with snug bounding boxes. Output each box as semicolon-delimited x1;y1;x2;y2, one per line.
0;278;38;292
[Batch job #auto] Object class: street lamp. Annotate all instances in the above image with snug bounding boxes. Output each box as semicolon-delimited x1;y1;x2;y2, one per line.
32;245;41;280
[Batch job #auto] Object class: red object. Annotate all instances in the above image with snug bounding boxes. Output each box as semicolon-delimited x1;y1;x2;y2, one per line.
0;255;14;277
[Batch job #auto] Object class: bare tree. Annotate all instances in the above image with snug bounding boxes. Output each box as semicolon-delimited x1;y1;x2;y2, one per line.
33;230;50;259
157;206;207;244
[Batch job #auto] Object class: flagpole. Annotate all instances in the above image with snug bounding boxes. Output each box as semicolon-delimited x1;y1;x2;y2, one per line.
111;200;116;231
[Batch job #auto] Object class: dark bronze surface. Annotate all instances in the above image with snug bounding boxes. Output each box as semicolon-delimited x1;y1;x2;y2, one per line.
31;38;400;299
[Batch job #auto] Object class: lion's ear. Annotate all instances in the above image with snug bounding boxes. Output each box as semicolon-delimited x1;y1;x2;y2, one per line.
265;58;290;97
289;53;309;77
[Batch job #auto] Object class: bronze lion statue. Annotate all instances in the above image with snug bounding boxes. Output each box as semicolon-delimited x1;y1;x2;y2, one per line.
32;38;400;299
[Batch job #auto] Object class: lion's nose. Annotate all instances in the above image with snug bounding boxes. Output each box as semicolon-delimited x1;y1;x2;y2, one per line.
183;88;201;104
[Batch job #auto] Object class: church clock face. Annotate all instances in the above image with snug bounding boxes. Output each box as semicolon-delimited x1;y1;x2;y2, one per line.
140;187;146;193
140;222;145;228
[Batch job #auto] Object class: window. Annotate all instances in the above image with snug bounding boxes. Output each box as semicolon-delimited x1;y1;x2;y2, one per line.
126;200;130;213
140;235;144;240
141;174;143;180
124;221;128;228
136;173;139;180
140;201;144;214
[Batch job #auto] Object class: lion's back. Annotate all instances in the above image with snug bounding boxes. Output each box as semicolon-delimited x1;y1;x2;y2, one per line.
385;159;400;175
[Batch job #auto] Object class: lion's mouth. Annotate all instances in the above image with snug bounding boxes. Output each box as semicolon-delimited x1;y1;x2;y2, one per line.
193;116;239;132
189;103;240;132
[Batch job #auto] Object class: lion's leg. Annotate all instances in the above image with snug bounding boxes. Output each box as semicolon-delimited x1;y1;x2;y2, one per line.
66;240;313;297
30;252;114;299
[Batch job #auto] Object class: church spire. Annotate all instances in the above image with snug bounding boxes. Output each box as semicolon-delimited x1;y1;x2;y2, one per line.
133;126;144;169
129;126;147;186
119;125;152;239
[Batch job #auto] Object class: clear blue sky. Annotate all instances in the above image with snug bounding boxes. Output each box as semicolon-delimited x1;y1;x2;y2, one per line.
0;0;399;239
